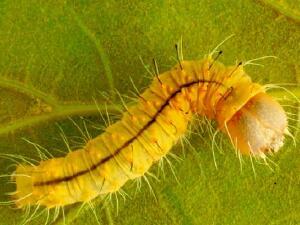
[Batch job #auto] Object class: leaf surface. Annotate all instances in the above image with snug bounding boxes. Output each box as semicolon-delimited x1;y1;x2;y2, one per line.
0;0;299;224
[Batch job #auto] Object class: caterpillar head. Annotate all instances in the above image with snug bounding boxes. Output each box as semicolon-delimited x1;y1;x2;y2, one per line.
224;92;288;157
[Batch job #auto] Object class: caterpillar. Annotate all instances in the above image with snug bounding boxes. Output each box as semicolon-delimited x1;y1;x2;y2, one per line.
3;42;289;223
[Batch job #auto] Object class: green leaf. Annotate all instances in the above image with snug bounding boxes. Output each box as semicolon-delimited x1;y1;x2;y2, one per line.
0;0;299;225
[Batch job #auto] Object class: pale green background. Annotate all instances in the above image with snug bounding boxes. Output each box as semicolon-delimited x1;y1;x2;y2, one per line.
0;0;299;224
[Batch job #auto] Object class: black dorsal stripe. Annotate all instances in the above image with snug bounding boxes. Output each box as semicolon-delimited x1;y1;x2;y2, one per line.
34;79;224;186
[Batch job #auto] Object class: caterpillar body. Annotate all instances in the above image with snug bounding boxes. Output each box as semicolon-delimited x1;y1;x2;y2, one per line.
12;56;287;210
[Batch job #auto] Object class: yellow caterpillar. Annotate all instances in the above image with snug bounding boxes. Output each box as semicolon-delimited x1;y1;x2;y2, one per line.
11;52;288;211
